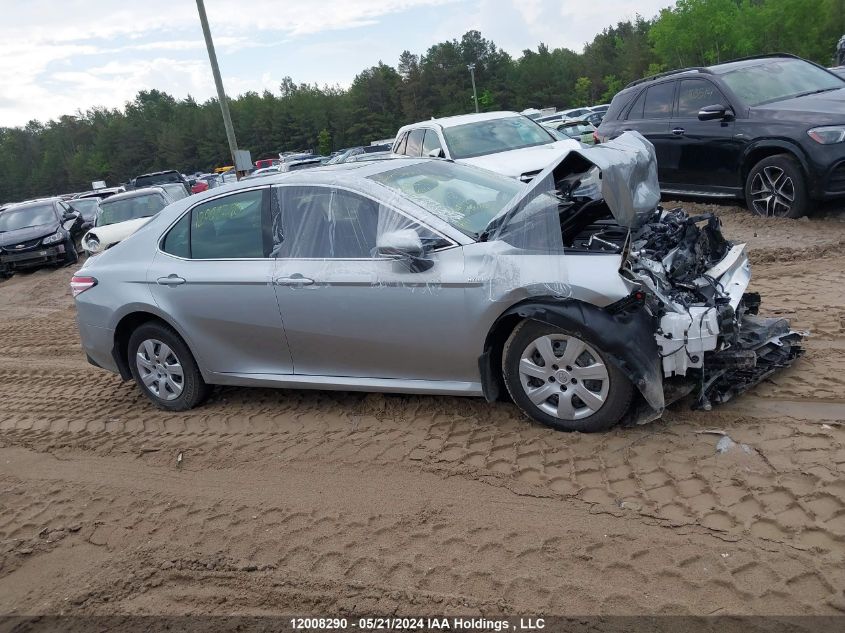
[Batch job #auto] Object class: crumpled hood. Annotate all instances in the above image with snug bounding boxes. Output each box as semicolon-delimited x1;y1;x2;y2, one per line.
459;139;582;179
487;131;660;235
0;223;58;247
83;217;153;253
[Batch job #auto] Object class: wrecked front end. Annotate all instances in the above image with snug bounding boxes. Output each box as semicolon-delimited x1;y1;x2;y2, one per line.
625;207;803;411
503;132;804;422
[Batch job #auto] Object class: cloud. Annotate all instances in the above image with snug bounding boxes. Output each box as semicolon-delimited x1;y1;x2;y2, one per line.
0;0;676;127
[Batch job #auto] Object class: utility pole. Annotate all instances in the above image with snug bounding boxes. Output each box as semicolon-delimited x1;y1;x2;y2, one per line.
467;63;479;113
196;0;240;177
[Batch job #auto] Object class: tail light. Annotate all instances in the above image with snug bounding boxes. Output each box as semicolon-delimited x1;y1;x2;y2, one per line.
70;275;97;297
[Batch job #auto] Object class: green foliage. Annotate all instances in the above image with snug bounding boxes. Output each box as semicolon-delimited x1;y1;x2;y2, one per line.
317;129;332;156
572;77;593;107
1;1;841;202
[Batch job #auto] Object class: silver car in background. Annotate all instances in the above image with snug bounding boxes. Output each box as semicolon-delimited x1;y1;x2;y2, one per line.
72;134;801;432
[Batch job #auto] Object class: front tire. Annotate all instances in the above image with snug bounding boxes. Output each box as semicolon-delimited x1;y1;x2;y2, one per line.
502;320;633;432
128;322;210;411
745;154;808;219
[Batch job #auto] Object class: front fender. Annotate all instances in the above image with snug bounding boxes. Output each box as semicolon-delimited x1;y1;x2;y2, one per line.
483;298;664;423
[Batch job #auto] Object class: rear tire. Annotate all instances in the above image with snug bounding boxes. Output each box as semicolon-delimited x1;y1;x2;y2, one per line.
745;154;808;219
502;320;633;433
128;322;210;411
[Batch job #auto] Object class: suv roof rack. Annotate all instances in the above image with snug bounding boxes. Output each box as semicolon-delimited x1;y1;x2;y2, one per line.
624;53;800;89
625;67;712;88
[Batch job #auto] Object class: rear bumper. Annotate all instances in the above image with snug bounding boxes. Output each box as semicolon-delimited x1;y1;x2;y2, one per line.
0;245;64;268
77;320;120;375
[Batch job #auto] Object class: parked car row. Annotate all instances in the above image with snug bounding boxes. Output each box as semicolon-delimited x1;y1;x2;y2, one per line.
0;198;84;276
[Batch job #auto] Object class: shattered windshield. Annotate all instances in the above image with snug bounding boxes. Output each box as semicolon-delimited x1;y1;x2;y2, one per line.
368;160;522;237
97;194;166;226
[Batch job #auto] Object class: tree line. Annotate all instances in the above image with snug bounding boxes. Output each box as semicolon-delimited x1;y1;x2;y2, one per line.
1;0;843;203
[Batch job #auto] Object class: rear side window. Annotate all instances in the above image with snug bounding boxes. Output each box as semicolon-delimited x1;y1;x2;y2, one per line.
676;79;727;117
162;212;190;258
162;189;270;259
643;82;675;119
421;129;443;156
394;132;408;154
405;129;425;157
625;89;647;120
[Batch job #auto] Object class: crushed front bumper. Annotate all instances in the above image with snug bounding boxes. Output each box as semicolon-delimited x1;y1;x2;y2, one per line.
697;313;804;409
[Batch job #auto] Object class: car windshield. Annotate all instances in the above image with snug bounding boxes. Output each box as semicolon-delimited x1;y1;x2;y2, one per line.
135;173;180;186
69;199;99;220
368;160;522;237
560;123;593;136
721;58;844;106
97;194;166;226
0;203;55;232
443;116;555;160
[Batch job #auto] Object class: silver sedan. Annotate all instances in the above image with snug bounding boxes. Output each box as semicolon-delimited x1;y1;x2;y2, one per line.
71;135;801;432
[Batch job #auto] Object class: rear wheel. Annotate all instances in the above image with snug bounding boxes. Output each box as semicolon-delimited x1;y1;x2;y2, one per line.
745;154;808;219
502;320;633;432
128;322;210;411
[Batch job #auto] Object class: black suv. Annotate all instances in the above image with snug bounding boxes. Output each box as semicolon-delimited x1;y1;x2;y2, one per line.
0;198;84;275
598;54;845;217
131;170;190;195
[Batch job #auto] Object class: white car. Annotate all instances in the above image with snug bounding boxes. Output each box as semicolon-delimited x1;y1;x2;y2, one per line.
81;187;174;255
393;111;580;182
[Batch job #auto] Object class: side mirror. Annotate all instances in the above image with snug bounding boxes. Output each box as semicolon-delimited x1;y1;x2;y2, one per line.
376;229;433;272
427;147;445;158
698;104;733;121
62;210;78;222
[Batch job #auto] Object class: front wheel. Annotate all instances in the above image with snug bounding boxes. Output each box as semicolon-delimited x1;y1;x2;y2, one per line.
745;154;808;219
502;320;633;432
127;322;211;411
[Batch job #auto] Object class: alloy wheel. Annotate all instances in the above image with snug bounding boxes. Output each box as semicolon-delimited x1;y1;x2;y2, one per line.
750;166;795;217
517;334;610;420
135;338;184;401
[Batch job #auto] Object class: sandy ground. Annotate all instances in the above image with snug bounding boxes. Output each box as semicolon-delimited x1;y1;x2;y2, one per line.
0;201;844;618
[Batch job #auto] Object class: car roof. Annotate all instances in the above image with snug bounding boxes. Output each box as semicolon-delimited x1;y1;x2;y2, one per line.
100;187;167;203
135;170;180;177
400;111;522;132
623;53;804;89
4;197;61;211
191;157;427;192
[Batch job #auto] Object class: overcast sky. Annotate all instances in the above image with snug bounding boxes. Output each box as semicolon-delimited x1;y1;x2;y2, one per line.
1;0;671;128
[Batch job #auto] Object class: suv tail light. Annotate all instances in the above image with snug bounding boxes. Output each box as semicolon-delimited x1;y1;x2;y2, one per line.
70;275;97;297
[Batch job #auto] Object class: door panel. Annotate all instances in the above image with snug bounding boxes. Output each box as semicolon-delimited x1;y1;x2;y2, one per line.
148;188;293;375
622;82;676;184
269;184;475;381
273;250;474;381
666;79;742;191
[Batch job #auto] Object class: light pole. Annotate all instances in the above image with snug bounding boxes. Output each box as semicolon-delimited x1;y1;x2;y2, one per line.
196;0;240;177
467;63;479;113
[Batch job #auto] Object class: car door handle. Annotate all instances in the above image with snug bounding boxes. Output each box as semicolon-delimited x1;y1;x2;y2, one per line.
273;275;314;287
672;127;685;136
157;274;186;286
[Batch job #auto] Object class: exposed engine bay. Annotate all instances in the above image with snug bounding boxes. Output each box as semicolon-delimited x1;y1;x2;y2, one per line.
554;165;804;412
